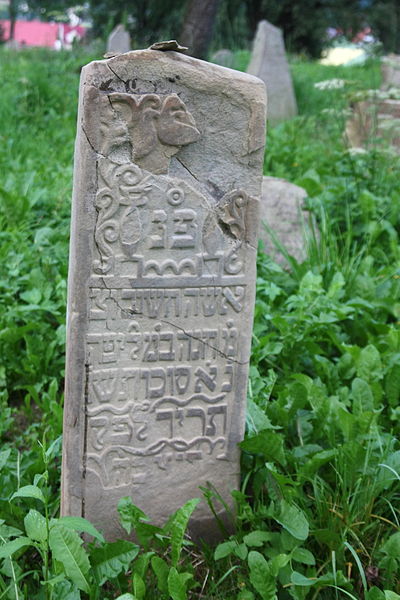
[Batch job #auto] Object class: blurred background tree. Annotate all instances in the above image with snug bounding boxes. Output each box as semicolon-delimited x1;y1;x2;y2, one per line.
5;0;399;56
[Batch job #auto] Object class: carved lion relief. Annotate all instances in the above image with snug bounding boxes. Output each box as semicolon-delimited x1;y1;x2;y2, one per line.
103;92;200;174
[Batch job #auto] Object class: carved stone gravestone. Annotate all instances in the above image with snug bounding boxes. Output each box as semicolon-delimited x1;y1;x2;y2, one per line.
247;20;297;125
107;24;131;55
61;47;266;541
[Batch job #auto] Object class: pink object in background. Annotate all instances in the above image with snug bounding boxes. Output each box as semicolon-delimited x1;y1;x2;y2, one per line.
0;20;86;48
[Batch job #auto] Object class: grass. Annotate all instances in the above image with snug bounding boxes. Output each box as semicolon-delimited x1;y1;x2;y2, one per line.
0;46;399;599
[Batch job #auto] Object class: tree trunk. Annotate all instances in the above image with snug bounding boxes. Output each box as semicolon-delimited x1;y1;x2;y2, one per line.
180;0;220;59
9;0;17;41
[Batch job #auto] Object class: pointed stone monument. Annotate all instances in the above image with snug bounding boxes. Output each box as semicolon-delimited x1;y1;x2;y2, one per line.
107;24;131;55
247;20;297;125
61;44;266;541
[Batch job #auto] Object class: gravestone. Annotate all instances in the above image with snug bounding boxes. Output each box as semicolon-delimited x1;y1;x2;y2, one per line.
61;46;266;542
107;24;131;55
247;20;297;125
346;98;400;154
381;54;400;89
211;49;234;68
260;176;314;265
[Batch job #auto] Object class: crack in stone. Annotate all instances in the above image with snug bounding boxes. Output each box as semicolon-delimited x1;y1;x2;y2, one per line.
157;317;248;366
175;157;200;183
107;62;129;85
82;126;108;159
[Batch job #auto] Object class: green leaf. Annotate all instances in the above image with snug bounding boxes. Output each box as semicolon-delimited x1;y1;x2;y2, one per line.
0;449;11;470
237;591;255;600
58;516;105;542
352;378;374;413
234;543;248;560
241;431;286;466
0;524;23;539
134;551;154;578
91;540;139;585
24;509;47;542
49;524;91;593
133;573;146;600
268;553;290;576
168;567;187;600
246;397;278;434
248;551;276;600
273;501;309;541
10;485;45;503
384;592;400;600
380;532;400;557
169;498;200;567
385;365;400;406
357;344;382;381
117;497;161;547
344;541;367;592
118;496;149;535
52;579;81;600
0;536;33;559
151;555;169;594
243;531;273;548
291;571;318;586
20;288;42;304
115;595;136;600
366;588;385;600
299;449;337;479
291;547;316;565
214;540;237;559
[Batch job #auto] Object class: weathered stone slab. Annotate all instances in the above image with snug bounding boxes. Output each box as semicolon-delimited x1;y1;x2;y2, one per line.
346;98;400;153
61;48;266;541
211;49;234;68
107;24;131;54
381;54;400;89
259;176;315;265
247;20;297;125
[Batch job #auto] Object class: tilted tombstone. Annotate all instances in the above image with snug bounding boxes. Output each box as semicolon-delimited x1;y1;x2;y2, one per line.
61;45;266;541
107;24;131;55
247;20;297;125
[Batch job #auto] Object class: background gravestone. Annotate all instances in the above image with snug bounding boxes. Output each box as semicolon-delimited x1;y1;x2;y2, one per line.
346;98;400;154
210;49;234;68
247;20;297;125
61;47;266;541
381;54;400;89
259;176;315;265
107;24;131;55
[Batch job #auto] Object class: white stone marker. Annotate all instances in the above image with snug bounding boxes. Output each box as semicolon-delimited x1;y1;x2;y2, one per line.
247;20;297;125
107;24;131;55
61;45;266;541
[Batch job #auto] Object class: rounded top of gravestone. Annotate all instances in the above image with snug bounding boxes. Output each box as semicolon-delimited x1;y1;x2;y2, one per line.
211;49;234;68
257;19;282;34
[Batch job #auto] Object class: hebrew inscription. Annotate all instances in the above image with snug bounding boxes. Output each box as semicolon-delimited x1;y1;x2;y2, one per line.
61;49;266;541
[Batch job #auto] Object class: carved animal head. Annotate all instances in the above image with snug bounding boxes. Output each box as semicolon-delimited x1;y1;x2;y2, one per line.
108;92;200;173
